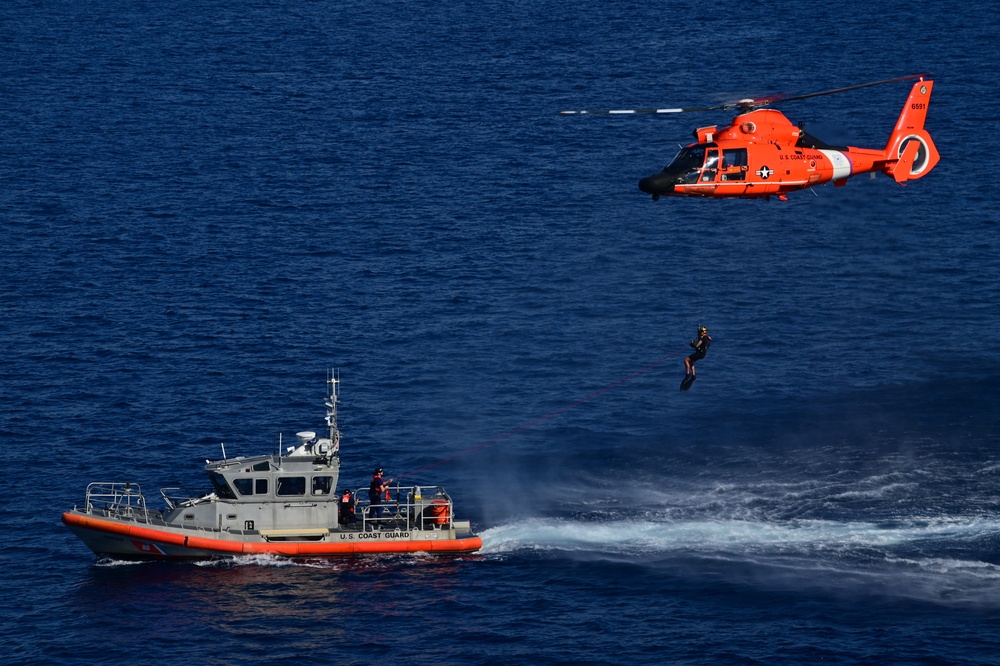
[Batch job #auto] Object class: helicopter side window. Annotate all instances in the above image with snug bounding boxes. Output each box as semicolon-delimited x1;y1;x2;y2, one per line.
701;149;720;182
721;148;748;181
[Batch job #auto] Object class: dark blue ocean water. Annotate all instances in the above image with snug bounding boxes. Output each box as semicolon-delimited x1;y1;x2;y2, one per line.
2;0;998;663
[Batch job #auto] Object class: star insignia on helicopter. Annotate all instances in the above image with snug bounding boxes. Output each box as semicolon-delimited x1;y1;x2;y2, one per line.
756;165;774;179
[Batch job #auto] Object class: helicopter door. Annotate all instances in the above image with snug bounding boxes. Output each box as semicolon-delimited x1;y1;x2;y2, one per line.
700;149;720;182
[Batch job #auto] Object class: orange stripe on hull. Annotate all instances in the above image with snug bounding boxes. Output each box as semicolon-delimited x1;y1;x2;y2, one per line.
62;512;482;557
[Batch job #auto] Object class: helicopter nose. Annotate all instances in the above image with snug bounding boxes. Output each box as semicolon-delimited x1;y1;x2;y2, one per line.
638;172;675;198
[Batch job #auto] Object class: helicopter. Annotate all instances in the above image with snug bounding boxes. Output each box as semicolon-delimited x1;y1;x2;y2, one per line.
561;74;938;201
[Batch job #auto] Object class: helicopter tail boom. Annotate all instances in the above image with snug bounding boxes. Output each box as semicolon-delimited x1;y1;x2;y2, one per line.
883;79;939;183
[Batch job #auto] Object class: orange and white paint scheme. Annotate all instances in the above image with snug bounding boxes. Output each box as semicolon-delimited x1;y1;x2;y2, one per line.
564;75;938;201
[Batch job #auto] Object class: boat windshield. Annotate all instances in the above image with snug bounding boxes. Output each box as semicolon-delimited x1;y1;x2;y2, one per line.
208;472;237;500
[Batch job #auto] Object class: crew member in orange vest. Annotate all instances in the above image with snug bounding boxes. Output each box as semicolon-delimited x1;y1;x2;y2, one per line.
338;488;357;525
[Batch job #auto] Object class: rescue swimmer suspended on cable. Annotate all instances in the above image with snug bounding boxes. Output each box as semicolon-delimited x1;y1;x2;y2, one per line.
681;325;711;392
561;74;939;201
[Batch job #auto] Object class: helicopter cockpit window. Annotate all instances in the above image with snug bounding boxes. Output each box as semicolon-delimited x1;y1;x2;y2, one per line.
666;146;705;171
666;146;707;184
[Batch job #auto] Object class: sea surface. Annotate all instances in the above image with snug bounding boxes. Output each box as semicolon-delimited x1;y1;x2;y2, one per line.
2;1;998;664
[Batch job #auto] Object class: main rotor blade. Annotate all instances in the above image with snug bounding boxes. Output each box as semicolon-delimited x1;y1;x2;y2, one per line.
560;104;723;115
758;73;932;107
561;73;933;117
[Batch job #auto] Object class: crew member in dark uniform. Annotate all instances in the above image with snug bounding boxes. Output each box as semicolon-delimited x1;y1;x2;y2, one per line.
368;467;393;519
682;326;712;390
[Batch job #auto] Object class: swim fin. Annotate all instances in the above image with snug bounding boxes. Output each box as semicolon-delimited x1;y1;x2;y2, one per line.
680;375;696;391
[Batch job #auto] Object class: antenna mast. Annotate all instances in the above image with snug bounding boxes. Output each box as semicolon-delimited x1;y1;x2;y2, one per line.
326;368;341;454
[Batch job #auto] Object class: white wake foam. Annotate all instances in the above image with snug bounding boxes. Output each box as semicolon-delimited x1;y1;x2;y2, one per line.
479;515;1000;557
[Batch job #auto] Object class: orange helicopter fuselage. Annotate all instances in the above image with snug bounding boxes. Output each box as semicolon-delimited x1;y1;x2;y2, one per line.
638;79;938;200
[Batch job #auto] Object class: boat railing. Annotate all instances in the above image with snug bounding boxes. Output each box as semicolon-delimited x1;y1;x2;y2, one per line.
83;482;151;523
354;485;456;532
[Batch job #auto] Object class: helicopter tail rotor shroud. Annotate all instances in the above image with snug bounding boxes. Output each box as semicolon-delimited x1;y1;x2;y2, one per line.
883;79;939;182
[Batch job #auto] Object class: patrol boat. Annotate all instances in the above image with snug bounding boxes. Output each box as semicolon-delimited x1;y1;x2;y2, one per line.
62;372;483;560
